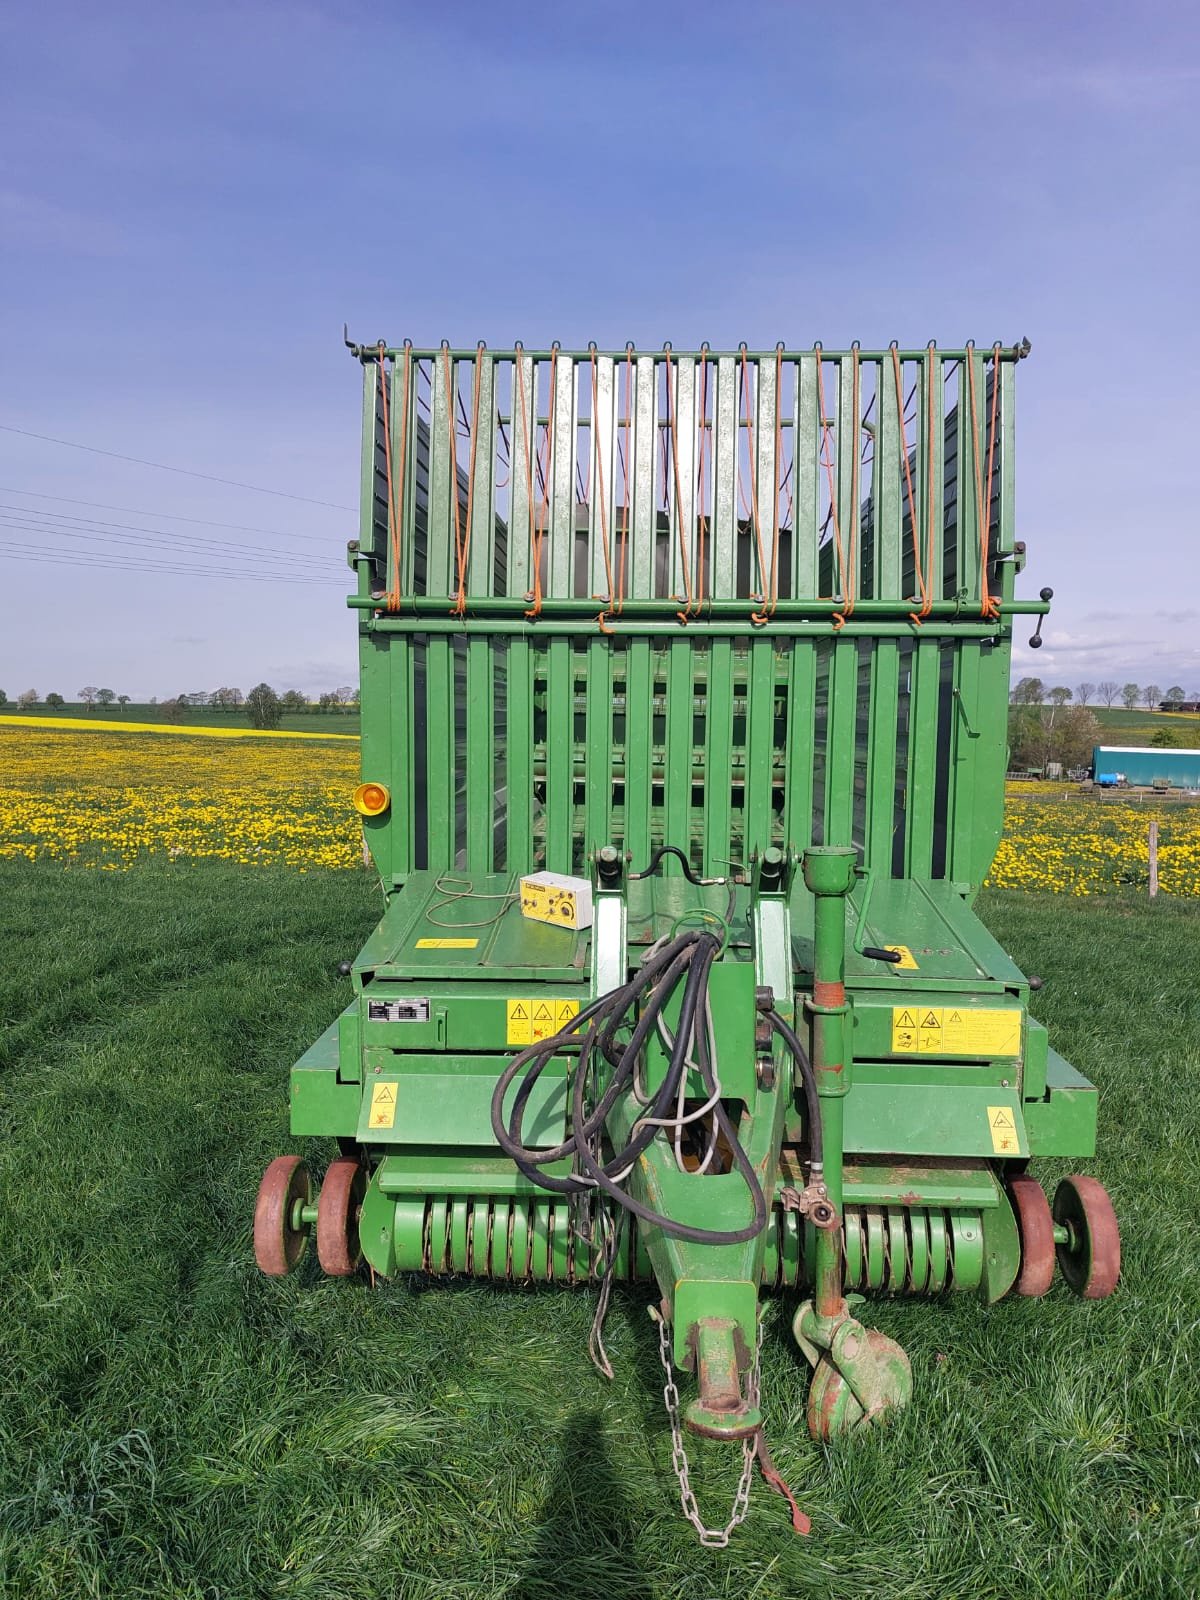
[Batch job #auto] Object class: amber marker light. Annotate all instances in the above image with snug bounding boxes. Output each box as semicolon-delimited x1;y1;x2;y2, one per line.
352;781;391;817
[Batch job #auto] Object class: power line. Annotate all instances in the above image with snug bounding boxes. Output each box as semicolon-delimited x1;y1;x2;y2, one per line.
0;547;337;585
0;423;355;511
0;510;340;570
0;483;340;543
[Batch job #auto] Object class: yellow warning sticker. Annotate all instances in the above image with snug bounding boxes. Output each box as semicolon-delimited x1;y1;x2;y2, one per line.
368;1080;398;1130
987;1104;1019;1155
506;999;532;1045
884;945;919;970
506;996;580;1045
415;938;478;949
891;1006;1020;1057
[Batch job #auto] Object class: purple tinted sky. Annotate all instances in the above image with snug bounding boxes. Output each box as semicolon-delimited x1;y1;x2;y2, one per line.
1;1;1197;700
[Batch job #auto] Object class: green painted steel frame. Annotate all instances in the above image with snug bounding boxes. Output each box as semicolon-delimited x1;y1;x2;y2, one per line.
353;342;1027;894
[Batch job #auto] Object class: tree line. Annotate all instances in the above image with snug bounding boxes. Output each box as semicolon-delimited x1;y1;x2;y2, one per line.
1015;680;1200;712
0;684;360;729
1009;677;1200;772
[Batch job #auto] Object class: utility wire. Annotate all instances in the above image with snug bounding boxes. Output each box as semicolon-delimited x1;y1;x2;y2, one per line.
0;423;354;511
0;484;338;544
0;510;339;570
0;546;335;585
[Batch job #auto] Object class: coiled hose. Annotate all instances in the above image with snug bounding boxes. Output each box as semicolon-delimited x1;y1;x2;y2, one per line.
490;927;770;1245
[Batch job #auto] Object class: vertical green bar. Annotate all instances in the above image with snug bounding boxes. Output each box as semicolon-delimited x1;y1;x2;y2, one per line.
925;348;945;602
864;641;899;873
549;354;574;598
703;638;733;874
669;355;696;602
633;354;656;596
545;639;572;871
508;351;534;601
904;638;940;876
663;639;692;867
465;639;493;871
467;351;496;594
625;640;653;865
425;636;454;871
585;637;613;854
465;350;496;873
744;639;775;855
824;637;857;846
507;639;533;870
711;356;737;599
428;351;454;598
755;353;778;605
836;354;858;609
972;640;1010;887
876;352;903;601
785;639;816;853
794;354;820;599
702;355;736;874
588;355;617;602
959;346;984;608
997;355;1016;571
948;643;980;883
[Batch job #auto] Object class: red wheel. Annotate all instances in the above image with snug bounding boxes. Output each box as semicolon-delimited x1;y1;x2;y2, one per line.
254;1155;311;1277
1053;1175;1120;1299
317;1157;367;1276
1008;1176;1056;1297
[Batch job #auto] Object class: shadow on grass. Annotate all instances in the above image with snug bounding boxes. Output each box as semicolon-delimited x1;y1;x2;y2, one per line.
506;1410;653;1600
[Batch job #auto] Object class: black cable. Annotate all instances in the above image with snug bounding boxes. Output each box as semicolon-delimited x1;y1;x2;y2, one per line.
490;928;768;1245
766;1009;822;1169
628;844;711;887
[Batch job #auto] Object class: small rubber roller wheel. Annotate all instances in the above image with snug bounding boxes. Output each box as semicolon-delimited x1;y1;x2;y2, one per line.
317;1157;367;1276
1008;1175;1056;1297
1053;1175;1120;1299
254;1155;311;1277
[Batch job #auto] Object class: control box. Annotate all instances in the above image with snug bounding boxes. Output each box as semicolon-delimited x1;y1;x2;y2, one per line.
519;871;594;931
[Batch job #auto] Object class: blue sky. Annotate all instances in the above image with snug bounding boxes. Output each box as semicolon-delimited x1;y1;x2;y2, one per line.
2;0;1197;700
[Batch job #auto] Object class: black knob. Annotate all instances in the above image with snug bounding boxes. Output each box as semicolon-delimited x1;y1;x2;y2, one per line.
336;959;353;977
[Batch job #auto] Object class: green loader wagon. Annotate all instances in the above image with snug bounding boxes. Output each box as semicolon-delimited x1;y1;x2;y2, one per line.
254;337;1118;1544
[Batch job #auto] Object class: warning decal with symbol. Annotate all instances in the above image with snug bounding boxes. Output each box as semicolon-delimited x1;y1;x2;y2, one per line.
368;1080;398;1130
986;1104;1019;1155
884;945;919;970
507;996;580;1045
892;1006;1021;1057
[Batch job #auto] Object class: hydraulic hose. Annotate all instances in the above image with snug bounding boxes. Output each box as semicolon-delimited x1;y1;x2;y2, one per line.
765;1008;822;1169
490;927;768;1245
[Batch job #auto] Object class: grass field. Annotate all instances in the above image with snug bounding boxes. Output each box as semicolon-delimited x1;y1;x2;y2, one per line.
1091;707;1200;745
2;861;1198;1599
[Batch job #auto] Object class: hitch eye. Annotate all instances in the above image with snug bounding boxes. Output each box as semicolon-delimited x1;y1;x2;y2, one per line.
353;781;391;817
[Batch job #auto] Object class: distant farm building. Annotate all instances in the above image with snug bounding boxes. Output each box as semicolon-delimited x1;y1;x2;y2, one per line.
1158;699;1200;712
1092;746;1200;789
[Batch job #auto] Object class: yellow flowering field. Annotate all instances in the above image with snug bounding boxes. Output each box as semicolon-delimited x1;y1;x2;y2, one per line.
0;726;361;870
987;783;1200;896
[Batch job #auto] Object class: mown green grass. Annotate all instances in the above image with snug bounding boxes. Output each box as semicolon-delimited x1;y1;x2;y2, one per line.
1;864;1198;1598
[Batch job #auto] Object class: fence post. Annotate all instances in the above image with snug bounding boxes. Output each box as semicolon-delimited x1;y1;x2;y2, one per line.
1148;820;1159;899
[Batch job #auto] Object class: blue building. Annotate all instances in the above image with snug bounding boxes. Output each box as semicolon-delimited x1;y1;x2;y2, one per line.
1092;745;1200;789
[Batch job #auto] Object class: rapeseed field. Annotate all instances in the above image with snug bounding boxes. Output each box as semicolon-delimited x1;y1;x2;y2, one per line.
4;726;1199;893
0;726;360;869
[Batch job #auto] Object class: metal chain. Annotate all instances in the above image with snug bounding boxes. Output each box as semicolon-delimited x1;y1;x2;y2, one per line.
654;1312;762;1549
